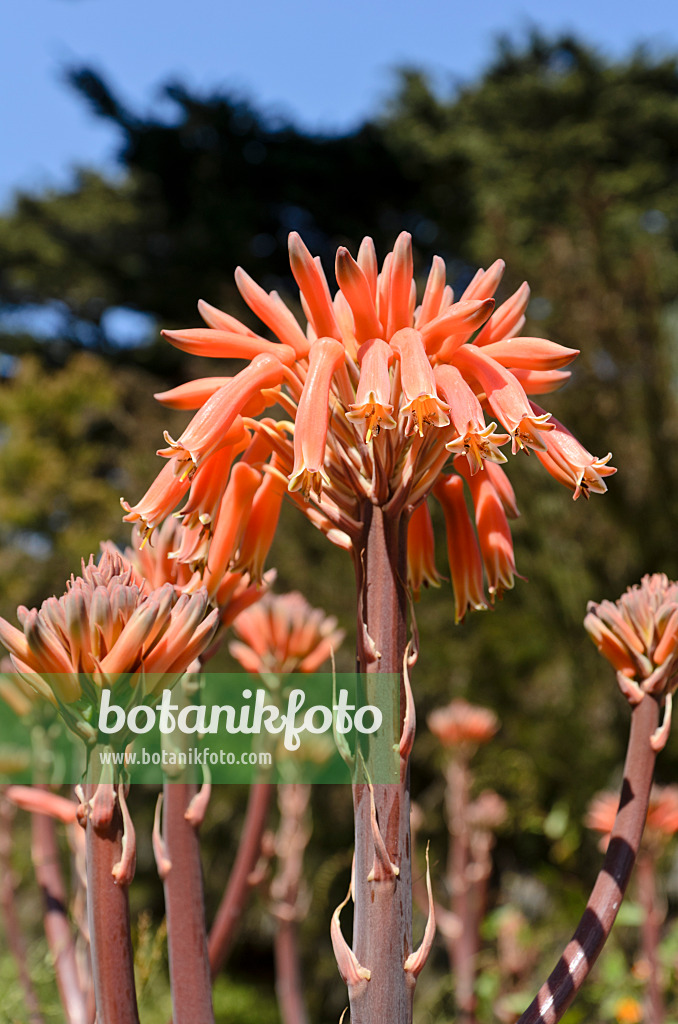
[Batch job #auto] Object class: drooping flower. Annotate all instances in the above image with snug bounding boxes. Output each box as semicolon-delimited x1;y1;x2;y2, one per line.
0;548;219;743
453;456;519;599
530;403;615;500
433;474;488;622
407;500;442;600
123;231;613;624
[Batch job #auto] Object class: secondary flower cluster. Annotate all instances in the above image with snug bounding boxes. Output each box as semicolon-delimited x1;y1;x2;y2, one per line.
585;573;678;698
427;697;499;749
229;590;345;676
123;231;614;621
0;548;219;743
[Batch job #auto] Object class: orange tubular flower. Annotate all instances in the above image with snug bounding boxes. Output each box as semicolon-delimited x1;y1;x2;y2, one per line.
158;355;285;478
233;464;289;583
123;230;613;623
455;456;518;599
452;344;555;454
434;363;509;474
530;403;616;500
290;337;346;497
346;338;396;441
121;460;192;540
391;328;450;436
433;474;487;622
201;462;263;598
407;500;442;600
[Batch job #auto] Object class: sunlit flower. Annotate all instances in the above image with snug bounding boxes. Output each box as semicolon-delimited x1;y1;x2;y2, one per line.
454;456;519;599
229;591;345;676
433;474;487;622
407;500;442;600
346;338;396;442
124;231;613;623
124;518;271;632
531;403;615;500
0;548;219;743
585;574;678;698
428;698;499;749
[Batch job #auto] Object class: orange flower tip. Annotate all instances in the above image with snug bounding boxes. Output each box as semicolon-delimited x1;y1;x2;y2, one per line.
480;339;580;370
152;377;232;410
335;246;354;272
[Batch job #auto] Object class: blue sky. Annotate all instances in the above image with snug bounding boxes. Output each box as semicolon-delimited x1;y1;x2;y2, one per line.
2;0;678;209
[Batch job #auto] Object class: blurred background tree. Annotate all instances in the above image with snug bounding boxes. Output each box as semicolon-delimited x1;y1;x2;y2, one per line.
2;31;678;1023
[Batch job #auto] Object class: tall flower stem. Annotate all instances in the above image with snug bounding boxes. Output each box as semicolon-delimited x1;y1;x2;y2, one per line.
517;693;661;1024
162;782;214;1024
84;782;139;1024
446;756;478;1024
272;784;311;1024
350;504;413;1024
159;675;214;1024
0;792;45;1024
208;782;273;976
636;850;664;1024
32;804;90;1024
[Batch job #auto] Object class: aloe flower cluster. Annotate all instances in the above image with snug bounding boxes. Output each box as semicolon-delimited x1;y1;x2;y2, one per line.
0;548;219;743
585;574;678;700
427;697;499;749
122;231;614;621
585;574;678;755
229;590;345;676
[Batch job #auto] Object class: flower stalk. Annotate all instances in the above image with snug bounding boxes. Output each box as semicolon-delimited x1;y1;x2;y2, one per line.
349;505;413;1024
0;792;45;1024
517;692;661;1024
161;782;214;1024
158;673;214;1024
271;784;312;1024
83;778;140;1024
636;850;664;1024
31;800;90;1024
208;783;273;976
